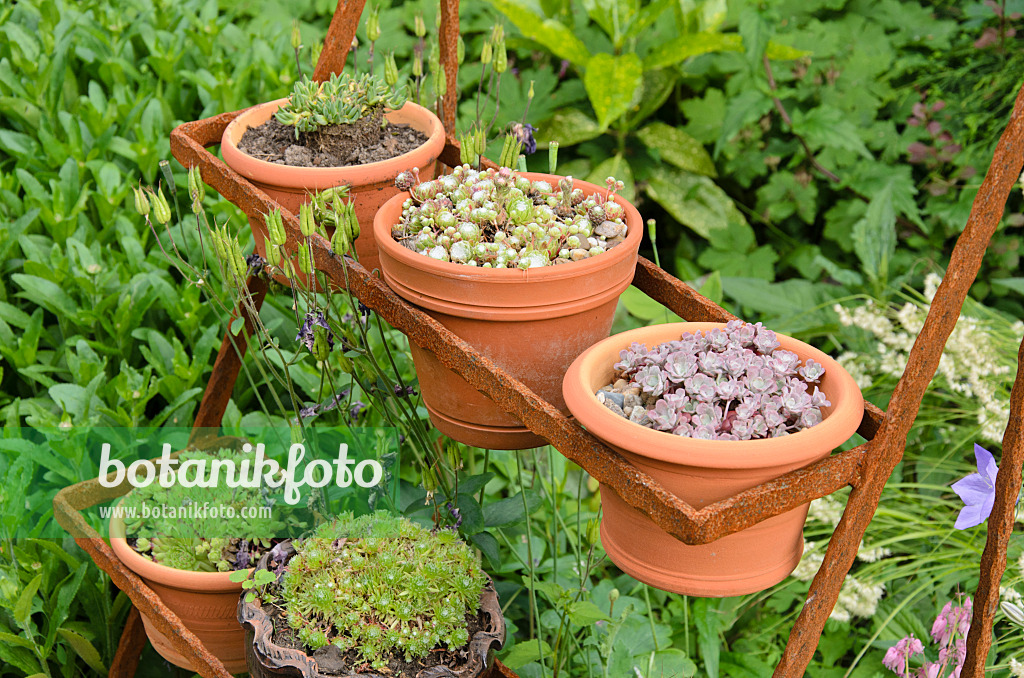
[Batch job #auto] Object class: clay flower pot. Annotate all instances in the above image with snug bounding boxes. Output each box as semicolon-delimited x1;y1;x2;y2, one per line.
221;98;445;276
562;322;864;597
108;516;249;673
237;545;505;678
373;173;643;450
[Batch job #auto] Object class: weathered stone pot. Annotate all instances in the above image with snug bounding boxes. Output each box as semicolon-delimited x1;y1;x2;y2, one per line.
238;545;505;677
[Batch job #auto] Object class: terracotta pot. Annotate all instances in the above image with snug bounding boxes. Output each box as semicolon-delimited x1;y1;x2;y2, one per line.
562;322;865;597
373;173;643;450
109;516;249;673
221;98;445;278
238;545;505;678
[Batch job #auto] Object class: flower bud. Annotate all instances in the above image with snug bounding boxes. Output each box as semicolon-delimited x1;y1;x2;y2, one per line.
151;188;171;225
132;185;151;217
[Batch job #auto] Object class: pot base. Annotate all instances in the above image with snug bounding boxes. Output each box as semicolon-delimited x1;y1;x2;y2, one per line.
599;488;806;597
426;403;547;450
142;613;249;674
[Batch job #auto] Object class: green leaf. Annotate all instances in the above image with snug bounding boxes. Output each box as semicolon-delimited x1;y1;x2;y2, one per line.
714;88;773;157
483;491;542;527
699;270;723;305
584;52;643;130
991;278;1024;296
469;531;501;568
56;628;107;674
650;648;698;678
693;598;721;678
620;287;670;321
228;570;249;583
645;166;751;243
765;40;812;60
625;68;678;130
792;106;872;159
585;155;635;203
503;638;553;669
484;0;590;65
14;573;42;625
0;631;35;649
643;32;742;70
738;7;767;68
535;109;603;149
636;122;716;177
12;274;78;317
566;600;611;625
851;182;896;284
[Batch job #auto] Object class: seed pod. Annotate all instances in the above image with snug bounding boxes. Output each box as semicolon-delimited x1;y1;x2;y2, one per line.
366;6;381;42
187;165;205;203
457;35;465;64
331;225;350;255
436;64;446;98
299;202;316;237
494;37;507;74
151;188;171;225
480;38;492;65
414;13;425;37
266;209;287;246
312;326;331;361
291;19;301;50
298;243;311;274
548;141;559;175
132;185;151;217
384;52;398;87
265;239;281;267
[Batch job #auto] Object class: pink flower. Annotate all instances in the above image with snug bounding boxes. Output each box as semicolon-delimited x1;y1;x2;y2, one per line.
883;634;925;676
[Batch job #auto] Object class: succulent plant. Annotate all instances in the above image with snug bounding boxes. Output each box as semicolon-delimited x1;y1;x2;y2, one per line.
274;72;408;137
121;448;284;572
601;320;831;440
390;165;629;268
276;511;486;670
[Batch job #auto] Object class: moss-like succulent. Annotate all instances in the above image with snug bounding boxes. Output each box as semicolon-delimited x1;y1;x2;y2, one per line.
275;72;408;136
121;448;284;572
391;165;629;268
277;511;486;670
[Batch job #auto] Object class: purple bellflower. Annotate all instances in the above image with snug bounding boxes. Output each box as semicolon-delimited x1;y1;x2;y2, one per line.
951;444;999;529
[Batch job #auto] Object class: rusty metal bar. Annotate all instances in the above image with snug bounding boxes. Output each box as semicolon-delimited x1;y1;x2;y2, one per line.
961;336;1024;678
439;0;460;133
313;0;365;82
776;81;1024;676
632;258;736;323
110;608;146;677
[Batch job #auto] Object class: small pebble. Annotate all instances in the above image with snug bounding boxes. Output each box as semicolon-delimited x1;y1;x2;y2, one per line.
569;248;589;261
602;391;625;409
613;379;628;390
625;387;641;397
630;407;652;427
602;401;625;417
595;220;624;238
623;393;642;410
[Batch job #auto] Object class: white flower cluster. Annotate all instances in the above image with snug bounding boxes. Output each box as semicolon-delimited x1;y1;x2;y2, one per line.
833;273;1022;443
807;496;893;563
1010;657;1024;678
792;539;886;622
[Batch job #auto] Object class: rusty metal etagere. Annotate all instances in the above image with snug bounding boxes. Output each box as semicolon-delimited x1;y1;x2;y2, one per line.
53;1;1024;676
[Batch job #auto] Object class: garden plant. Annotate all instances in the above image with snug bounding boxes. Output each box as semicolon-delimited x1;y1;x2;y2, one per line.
0;1;1022;678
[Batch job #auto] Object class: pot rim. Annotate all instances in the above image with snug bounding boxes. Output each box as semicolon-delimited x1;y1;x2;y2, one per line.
220;98;446;190
238;542;505;678
109;514;250;592
372;171;643;283
562;322;865;469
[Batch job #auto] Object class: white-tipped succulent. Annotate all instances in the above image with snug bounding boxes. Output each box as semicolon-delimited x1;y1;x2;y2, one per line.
391;165;629;268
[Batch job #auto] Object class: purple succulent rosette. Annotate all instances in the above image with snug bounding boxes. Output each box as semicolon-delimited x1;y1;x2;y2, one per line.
604;320;831;440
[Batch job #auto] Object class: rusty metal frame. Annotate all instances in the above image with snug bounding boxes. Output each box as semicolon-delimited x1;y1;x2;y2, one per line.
51;0;1024;676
